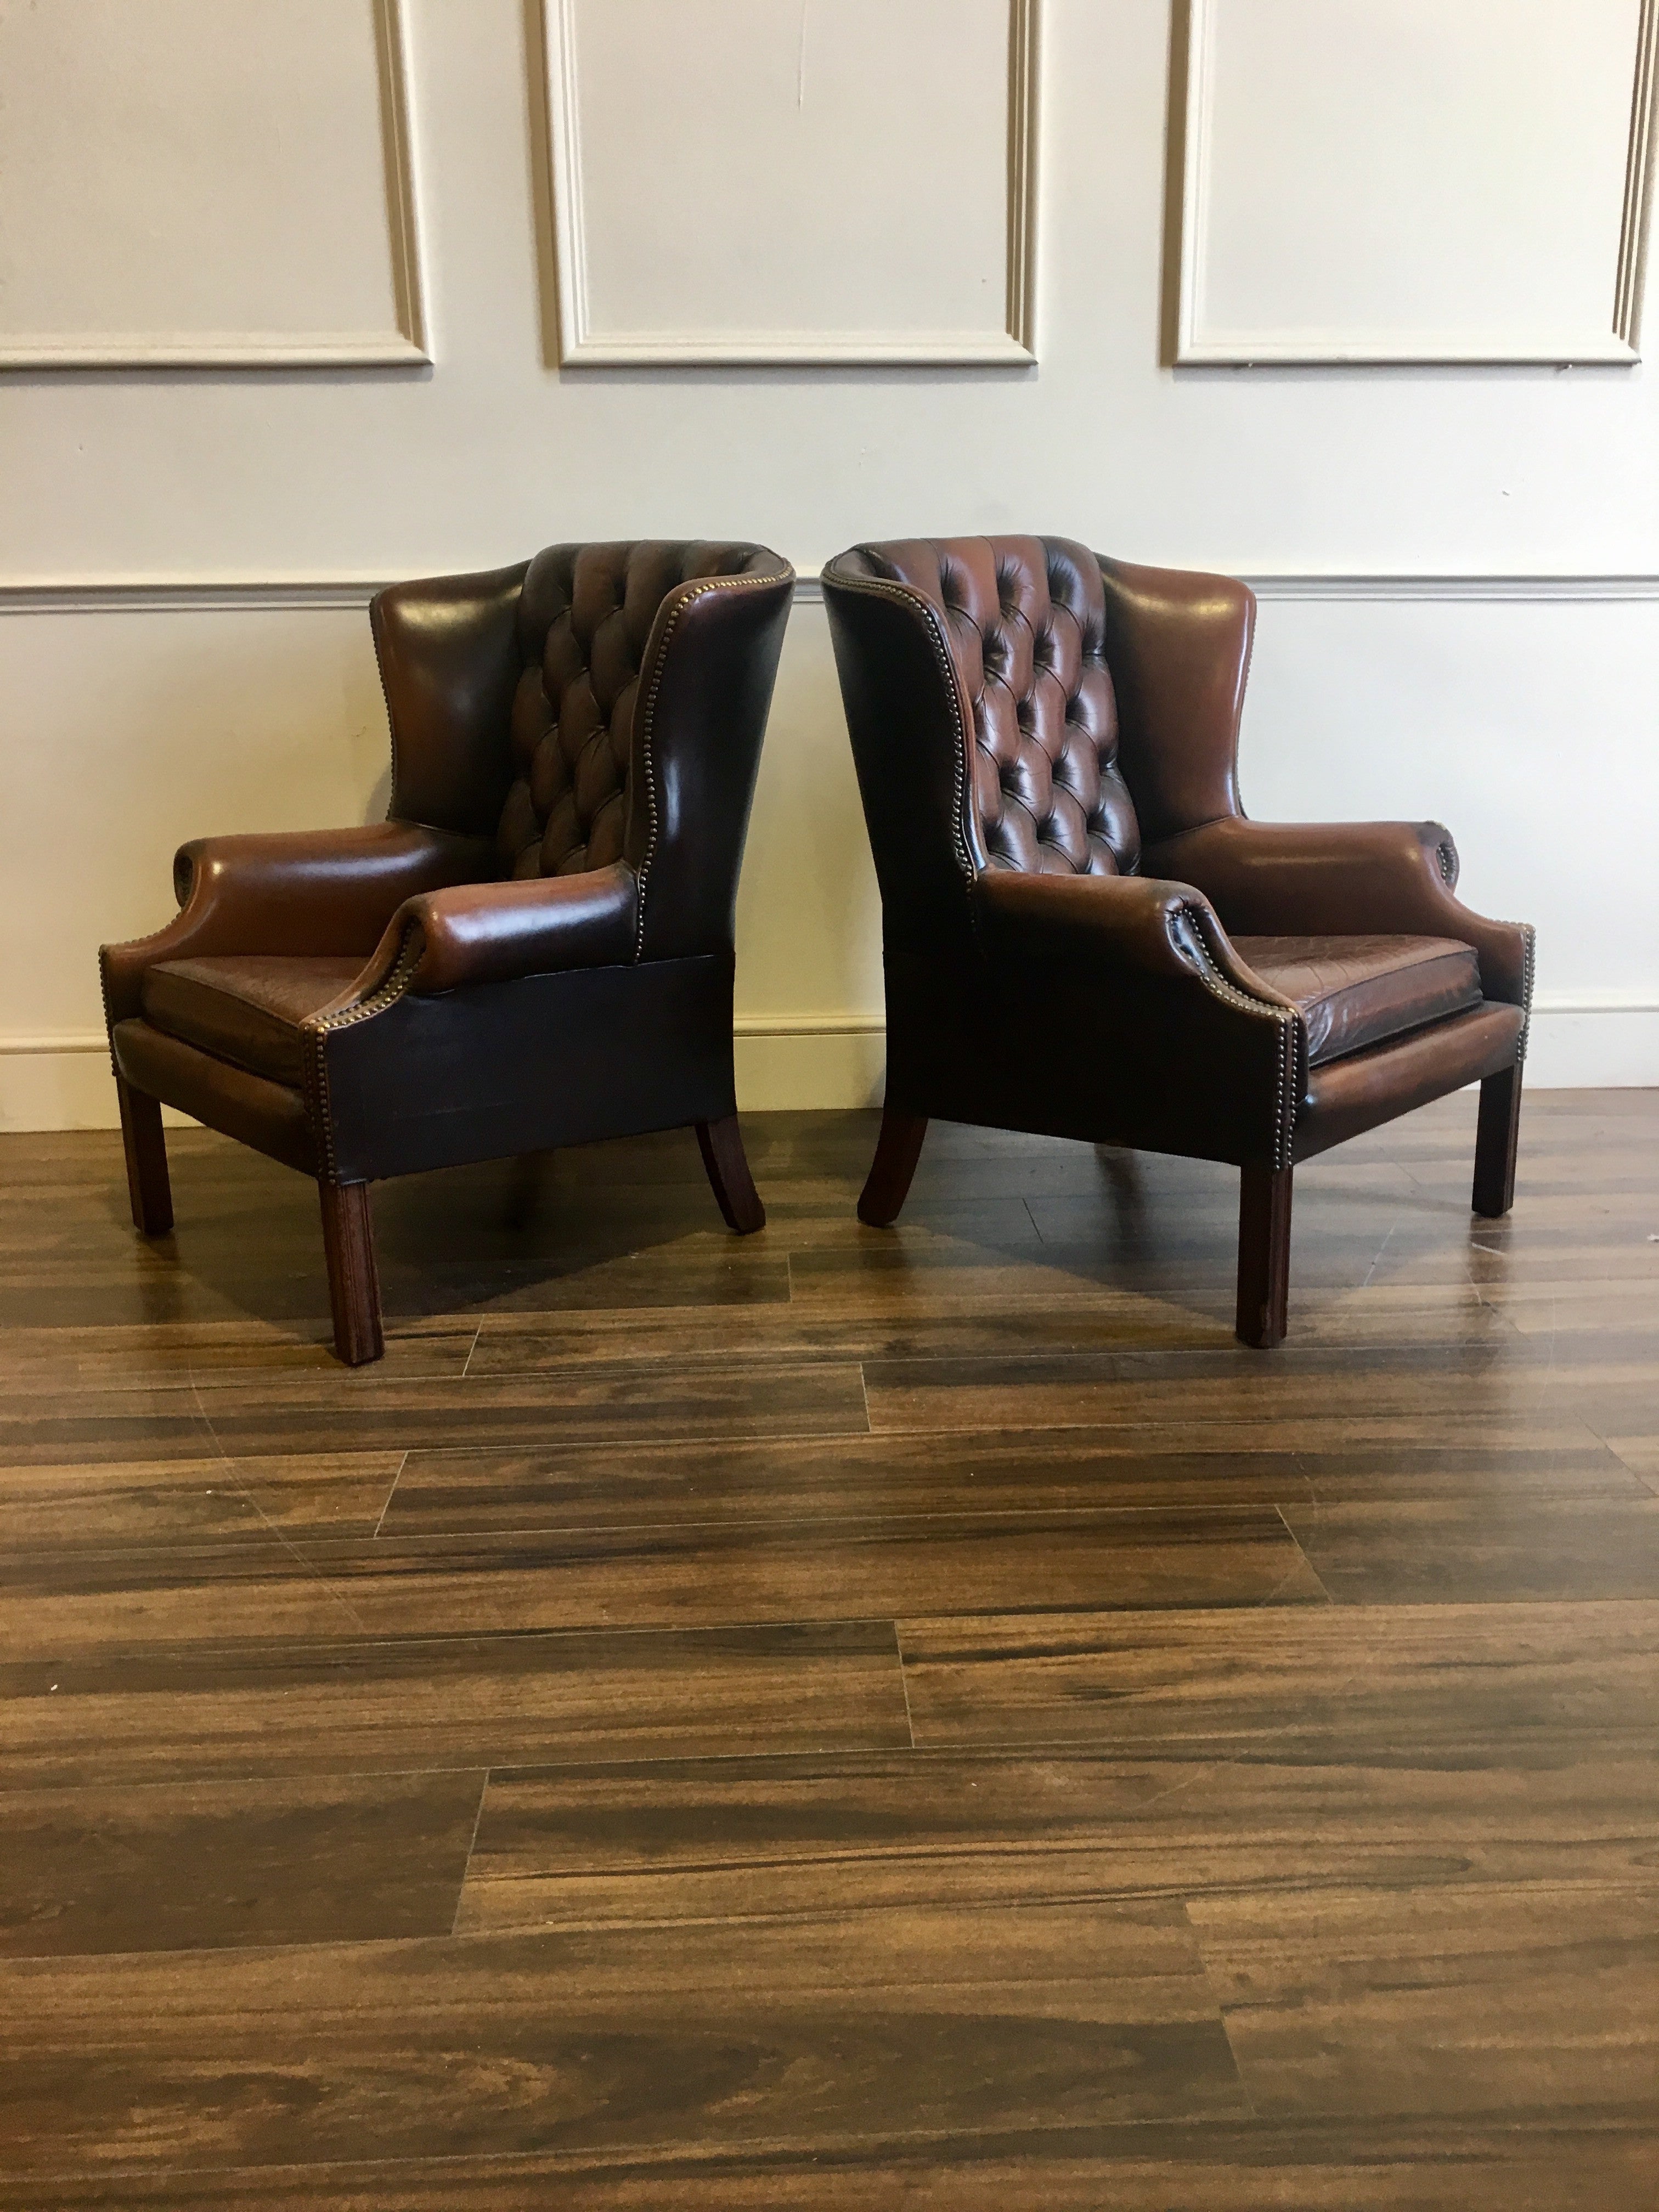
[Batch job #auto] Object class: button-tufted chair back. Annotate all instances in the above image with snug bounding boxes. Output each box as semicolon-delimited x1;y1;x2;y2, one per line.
834;536;1140;877
495;541;771;880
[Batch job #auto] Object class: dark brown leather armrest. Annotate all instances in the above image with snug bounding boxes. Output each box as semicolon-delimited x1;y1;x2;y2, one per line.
390;860;640;995
972;867;1289;1005
100;823;498;1024
1143;815;1533;1006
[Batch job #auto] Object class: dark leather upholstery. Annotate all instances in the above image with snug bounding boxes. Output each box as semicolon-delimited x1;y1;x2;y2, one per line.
846;537;1137;876
100;540;794;1358
498;542;766;881
1230;935;1482;1065
823;534;1534;1338
142;956;365;1085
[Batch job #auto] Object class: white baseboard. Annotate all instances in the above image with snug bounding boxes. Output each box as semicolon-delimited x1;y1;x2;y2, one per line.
3;1000;1649;1136
0;1040;193;1133
734;1018;886;1111
1523;1000;1659;1088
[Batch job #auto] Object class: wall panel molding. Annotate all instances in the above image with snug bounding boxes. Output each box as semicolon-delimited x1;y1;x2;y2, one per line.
1174;0;1659;367
0;0;428;371
1617;0;1659;343
541;0;1041;365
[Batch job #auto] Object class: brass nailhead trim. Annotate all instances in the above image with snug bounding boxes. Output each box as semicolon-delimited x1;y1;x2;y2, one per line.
306;933;424;1183
630;573;783;963
1179;919;1301;1171
828;572;977;888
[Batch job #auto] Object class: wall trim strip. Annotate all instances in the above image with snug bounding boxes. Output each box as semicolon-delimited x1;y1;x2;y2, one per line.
7;571;1659;616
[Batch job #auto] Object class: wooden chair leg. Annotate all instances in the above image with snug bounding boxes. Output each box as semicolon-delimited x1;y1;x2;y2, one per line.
1472;1064;1523;1218
115;1074;173;1235
318;1180;384;1365
858;1107;928;1227
696;1115;766;1234
1237;1164;1293;1348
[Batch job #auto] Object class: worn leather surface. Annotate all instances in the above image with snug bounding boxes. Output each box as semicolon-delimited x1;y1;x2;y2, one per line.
142;956;364;1085
1231;934;1481;1066
100;824;495;1027
822;534;1532;1169
1297;1001;1524;1161
101;541;793;1183
1145;814;1533;1009
111;1019;315;1176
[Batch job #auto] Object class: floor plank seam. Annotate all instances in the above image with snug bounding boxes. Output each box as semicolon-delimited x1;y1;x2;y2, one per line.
894;1621;918;1749
187;1378;378;1638
370;1449;411;1538
449;1770;491;1937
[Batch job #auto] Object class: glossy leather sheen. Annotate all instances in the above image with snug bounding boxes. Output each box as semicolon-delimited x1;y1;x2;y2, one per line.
1231;935;1481;1066
390;861;639;995
822;534;1533;1167
142;957;365;1085
101;540;794;1184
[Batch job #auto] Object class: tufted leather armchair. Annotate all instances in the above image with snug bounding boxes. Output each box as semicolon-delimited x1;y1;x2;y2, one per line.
101;540;794;1362
822;535;1532;1346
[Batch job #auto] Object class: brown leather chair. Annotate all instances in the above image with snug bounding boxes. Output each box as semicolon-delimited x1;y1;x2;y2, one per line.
822;535;1532;1346
100;540;794;1363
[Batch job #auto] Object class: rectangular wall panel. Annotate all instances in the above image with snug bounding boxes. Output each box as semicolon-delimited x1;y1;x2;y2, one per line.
543;0;1040;363
0;0;426;366
1175;0;1655;364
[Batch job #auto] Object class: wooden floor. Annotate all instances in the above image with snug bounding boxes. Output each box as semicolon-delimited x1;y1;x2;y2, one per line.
1;1091;1656;2207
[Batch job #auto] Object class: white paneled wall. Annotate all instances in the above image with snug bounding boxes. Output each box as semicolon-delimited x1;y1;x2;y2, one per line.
1176;0;1652;363
0;0;426;366
2;0;1656;1131
545;0;1037;362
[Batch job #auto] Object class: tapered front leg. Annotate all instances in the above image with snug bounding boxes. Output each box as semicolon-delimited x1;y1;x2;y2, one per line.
1472;1064;1523;1218
1236;1163;1293;1348
318;1180;383;1365
696;1115;766;1234
115;1074;173;1235
857;1107;928;1227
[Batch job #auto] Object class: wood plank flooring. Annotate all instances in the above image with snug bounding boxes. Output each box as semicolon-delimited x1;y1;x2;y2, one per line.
0;1090;1655;2204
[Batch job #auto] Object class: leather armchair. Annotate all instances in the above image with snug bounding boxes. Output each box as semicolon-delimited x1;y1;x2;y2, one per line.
101;540;794;1362
822;535;1532;1346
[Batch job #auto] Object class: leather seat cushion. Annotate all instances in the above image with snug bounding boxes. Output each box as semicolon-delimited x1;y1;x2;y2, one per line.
1231;934;1482;1065
142;956;366;1086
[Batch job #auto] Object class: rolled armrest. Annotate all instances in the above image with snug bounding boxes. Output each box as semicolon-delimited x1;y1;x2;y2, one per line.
391;860;640;995
972;867;1289;1006
1142;816;1532;1006
100;822;498;1024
